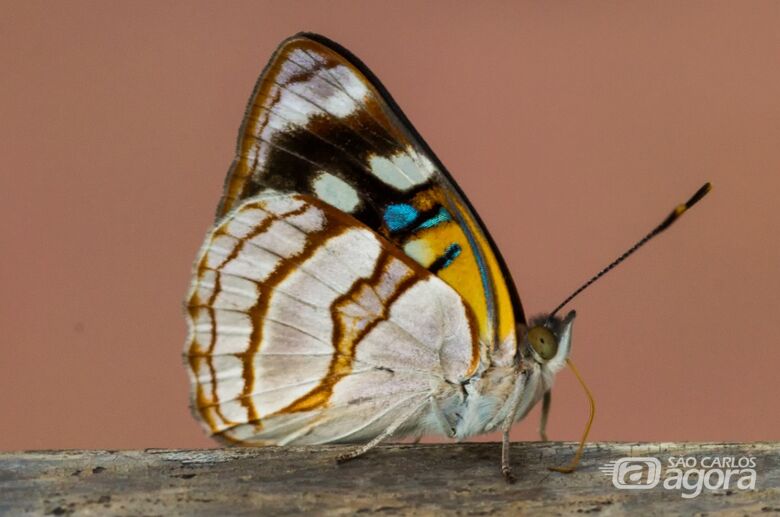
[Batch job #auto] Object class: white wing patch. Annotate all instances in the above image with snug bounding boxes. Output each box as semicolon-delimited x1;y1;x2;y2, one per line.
312;171;360;212
184;192;479;444
368;149;436;191
286;48;370;109
403;238;435;268
267;51;368;128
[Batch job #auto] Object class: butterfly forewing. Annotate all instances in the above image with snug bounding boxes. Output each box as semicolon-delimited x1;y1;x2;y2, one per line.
220;33;523;353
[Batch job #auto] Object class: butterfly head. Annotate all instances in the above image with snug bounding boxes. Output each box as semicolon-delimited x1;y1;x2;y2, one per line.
522;310;576;371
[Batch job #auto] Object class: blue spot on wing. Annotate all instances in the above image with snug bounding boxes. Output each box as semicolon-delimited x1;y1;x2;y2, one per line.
415;207;451;230
429;243;462;273
384;203;453;234
384;204;418;232
440;243;462;268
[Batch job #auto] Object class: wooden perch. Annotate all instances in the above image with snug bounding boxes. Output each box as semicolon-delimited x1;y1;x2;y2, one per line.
1;442;778;515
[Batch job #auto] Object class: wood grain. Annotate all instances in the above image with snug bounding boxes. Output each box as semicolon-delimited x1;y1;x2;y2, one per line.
1;442;777;515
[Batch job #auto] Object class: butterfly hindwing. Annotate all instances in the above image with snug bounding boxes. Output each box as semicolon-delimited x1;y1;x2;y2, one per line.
186;192;479;444
220;33;524;354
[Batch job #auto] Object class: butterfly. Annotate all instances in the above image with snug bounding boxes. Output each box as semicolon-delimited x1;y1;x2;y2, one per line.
183;32;710;482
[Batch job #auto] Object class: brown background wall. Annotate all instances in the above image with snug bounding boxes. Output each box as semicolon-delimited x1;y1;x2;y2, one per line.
1;1;778;451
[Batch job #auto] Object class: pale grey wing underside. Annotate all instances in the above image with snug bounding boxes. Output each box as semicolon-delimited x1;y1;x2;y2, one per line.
184;192;479;444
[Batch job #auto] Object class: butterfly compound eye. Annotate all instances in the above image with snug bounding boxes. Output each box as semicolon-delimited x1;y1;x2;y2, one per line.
528;326;558;361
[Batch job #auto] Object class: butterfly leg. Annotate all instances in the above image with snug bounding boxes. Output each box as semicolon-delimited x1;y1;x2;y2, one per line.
539;389;551;442
336;397;428;464
501;429;516;483
499;390;527;484
496;368;535;483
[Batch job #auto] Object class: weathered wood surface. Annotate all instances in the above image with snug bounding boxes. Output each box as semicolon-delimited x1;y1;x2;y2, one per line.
1;442;777;515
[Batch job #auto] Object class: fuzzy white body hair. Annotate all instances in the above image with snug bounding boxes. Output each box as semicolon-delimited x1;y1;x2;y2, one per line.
396;339;570;441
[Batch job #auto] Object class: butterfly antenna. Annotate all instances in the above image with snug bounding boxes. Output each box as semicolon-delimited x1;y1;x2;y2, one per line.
549;182;712;317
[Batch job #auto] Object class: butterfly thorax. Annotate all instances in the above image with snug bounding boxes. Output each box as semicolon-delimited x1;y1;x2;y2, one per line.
444;312;576;439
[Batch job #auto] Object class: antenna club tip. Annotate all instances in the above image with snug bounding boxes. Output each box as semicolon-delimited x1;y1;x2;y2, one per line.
549;182;711;316
685;182;713;209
